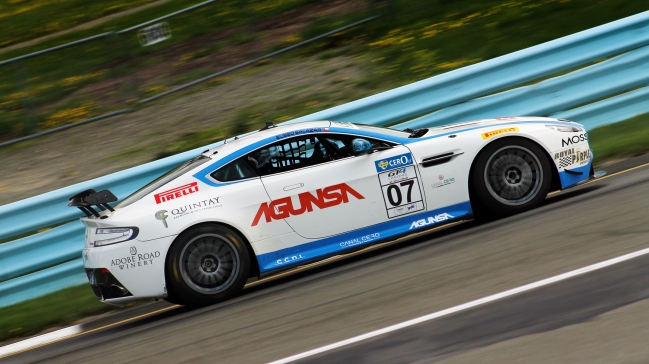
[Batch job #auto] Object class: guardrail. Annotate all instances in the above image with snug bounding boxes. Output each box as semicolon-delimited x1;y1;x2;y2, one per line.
0;0;218;146
3;10;649;307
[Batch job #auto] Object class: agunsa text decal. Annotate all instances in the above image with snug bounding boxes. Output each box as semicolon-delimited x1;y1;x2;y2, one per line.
154;182;199;204
409;212;454;229
252;183;364;226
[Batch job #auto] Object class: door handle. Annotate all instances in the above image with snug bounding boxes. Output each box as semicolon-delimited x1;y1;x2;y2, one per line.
283;183;304;191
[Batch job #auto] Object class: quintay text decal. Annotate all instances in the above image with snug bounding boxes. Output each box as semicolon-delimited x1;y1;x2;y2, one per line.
252;183;364;226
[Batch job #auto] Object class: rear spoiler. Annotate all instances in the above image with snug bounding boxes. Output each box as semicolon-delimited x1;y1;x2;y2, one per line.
68;189;118;218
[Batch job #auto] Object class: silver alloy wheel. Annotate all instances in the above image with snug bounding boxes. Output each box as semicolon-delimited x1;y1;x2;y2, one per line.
179;233;240;294
483;145;543;206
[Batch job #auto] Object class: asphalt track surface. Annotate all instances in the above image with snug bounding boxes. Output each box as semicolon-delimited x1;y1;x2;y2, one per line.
5;155;649;364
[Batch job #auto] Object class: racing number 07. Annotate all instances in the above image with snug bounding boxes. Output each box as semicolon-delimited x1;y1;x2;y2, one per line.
386;180;415;206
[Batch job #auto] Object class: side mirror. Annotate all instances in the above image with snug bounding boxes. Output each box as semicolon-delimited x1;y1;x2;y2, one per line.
355;145;392;156
367;145;392;154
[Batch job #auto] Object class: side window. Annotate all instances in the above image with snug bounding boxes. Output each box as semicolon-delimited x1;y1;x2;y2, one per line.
210;156;258;182
323;136;352;158
324;135;394;156
248;135;335;176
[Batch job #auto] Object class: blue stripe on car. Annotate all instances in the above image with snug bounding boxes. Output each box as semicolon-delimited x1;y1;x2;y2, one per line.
256;201;473;272
558;159;592;189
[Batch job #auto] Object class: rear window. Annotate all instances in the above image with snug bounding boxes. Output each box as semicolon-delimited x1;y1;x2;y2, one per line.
210;157;258;182
116;156;211;208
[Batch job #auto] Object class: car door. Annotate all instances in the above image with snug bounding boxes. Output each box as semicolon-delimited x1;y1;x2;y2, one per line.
249;133;421;239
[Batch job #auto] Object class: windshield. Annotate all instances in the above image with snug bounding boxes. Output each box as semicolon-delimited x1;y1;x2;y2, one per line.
115;155;211;209
354;123;410;139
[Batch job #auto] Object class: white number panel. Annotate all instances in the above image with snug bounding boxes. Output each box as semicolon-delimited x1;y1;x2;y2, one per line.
378;165;424;218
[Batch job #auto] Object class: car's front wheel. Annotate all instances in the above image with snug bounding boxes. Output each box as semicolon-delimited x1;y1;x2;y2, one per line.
471;138;552;217
165;224;250;306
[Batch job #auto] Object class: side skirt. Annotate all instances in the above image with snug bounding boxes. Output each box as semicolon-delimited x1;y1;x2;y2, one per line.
257;201;473;275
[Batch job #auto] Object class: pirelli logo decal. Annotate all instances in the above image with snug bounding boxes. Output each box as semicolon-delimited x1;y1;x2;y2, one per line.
154;182;199;204
481;127;519;140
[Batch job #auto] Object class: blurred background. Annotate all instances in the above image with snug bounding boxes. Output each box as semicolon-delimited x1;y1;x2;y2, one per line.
2;0;649;355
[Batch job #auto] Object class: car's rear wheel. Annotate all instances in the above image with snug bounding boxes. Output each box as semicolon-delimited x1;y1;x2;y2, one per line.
471;138;552;217
165;224;250;306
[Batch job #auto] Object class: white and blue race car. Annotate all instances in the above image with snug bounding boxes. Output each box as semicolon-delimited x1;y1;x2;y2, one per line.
70;117;594;306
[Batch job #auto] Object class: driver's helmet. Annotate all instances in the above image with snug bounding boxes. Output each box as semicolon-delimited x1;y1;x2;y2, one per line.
255;145;280;168
352;138;371;153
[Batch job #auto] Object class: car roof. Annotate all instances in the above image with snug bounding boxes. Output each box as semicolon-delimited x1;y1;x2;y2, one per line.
202;120;331;157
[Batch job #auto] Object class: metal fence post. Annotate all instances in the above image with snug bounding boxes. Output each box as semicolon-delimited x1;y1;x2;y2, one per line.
239;0;256;35
118;30;142;107
105;29;128;107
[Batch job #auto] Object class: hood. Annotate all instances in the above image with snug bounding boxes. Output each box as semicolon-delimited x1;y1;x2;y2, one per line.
421;116;570;137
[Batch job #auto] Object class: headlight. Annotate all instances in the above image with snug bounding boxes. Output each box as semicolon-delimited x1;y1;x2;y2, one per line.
94;227;138;247
546;124;583;132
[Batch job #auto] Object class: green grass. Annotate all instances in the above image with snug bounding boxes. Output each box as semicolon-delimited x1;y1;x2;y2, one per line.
294;0;649;91
0;0;156;48
154;85;367;158
590;113;649;164
0;284;118;343
0;221;72;245
0;0;322;140
3;0;649;146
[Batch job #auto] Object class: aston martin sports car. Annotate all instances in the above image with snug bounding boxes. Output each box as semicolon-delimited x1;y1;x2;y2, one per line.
70;117;594;305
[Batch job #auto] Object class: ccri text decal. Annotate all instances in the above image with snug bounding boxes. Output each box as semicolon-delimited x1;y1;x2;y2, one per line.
252;183;364;226
154;182;199;204
276;254;305;265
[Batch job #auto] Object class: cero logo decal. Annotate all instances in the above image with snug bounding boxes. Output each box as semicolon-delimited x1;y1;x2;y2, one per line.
375;153;413;172
481;127;519;140
154;182;199;204
561;133;588;147
252;183;364;226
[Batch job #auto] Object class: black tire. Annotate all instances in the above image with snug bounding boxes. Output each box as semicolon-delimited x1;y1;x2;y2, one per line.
471;138;552;217
165;224;250;306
